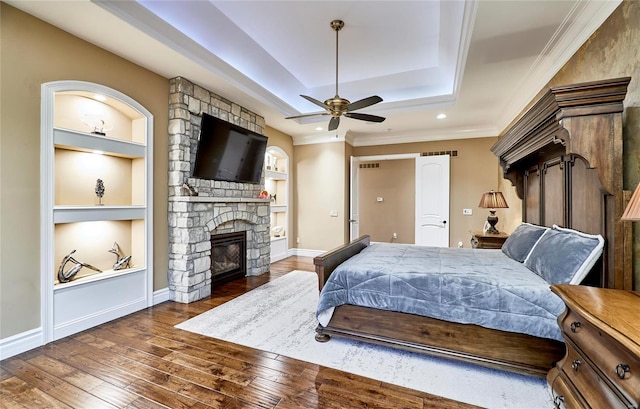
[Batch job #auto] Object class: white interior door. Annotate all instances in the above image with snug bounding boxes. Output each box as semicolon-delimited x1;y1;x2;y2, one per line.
349;156;360;240
415;155;450;247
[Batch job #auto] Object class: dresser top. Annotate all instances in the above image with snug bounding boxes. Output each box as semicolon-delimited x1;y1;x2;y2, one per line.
552;284;640;353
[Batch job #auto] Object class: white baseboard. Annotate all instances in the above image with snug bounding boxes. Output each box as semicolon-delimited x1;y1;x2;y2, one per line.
0;327;44;360
54;298;147;340
153;287;170;305
270;252;289;263
289;248;325;258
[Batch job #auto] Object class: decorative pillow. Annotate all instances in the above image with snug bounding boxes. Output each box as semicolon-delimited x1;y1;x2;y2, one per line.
524;225;604;285
501;223;548;262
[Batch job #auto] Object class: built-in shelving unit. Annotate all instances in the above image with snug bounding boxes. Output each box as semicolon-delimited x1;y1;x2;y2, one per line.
41;81;153;342
264;148;288;262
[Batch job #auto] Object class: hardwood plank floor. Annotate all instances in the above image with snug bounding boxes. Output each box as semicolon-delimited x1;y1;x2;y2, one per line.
0;257;478;409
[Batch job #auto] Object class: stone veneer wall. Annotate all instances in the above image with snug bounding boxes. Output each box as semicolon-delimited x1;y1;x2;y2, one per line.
167;77;270;303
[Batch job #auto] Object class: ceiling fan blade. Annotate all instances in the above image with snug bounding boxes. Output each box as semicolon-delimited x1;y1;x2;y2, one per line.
285;112;330;120
344;112;386;123
301;95;330;110
328;116;340;131
346;95;383;112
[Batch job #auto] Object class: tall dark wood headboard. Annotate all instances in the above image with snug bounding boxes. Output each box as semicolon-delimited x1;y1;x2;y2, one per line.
491;77;632;290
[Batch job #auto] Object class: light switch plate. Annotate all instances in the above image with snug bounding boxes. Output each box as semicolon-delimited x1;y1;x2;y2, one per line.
463;208;473;215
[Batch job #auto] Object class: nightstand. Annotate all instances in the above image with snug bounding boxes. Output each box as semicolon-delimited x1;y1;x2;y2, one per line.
469;230;509;249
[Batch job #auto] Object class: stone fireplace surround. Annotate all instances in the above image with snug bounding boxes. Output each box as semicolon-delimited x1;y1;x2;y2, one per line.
167;77;270;303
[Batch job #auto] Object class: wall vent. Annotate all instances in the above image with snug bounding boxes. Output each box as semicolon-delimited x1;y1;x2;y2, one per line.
359;163;381;169
421;150;458;157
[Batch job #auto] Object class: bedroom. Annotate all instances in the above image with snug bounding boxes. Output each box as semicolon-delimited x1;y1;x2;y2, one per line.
1;0;639;407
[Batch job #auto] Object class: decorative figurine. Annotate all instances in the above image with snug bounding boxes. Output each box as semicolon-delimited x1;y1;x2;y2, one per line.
182;181;198;196
81;114;112;136
108;241;131;270
57;249;102;283
95;178;105;205
258;190;269;199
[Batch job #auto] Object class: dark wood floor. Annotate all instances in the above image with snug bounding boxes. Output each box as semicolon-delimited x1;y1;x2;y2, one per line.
0;256;478;409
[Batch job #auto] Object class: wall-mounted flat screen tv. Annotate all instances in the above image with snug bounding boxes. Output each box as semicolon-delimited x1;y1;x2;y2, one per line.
193;113;268;184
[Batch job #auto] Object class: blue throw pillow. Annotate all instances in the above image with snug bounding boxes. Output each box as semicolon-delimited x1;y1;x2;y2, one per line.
501;223;548;262
524;225;604;285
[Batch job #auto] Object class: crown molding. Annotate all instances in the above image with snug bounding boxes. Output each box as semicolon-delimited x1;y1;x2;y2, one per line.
496;0;622;133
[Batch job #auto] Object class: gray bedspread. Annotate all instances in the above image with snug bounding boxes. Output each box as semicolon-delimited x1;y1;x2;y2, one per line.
316;243;565;341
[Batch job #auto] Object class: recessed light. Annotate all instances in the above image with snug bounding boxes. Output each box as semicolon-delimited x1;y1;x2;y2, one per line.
437;113;447;119
315;126;323;131
93;94;107;102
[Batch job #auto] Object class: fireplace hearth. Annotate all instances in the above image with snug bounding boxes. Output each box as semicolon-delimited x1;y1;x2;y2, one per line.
211;231;247;288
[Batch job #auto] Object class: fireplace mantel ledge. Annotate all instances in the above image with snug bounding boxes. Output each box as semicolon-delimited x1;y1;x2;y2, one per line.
169;196;270;203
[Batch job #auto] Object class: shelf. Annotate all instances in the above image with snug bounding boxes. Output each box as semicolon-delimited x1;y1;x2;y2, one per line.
42;81;154;344
54;266;145;290
54;127;145;158
265;147;288;264
265;169;287;180
270;205;287;213
54;206;146;223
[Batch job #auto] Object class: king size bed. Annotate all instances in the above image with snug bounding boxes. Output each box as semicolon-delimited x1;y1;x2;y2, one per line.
313;77;633;377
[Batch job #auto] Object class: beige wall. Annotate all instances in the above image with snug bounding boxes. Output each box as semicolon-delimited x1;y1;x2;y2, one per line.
359;159;415;243
499;0;640;288
352;137;501;248
0;4;169;339
294;142;347;250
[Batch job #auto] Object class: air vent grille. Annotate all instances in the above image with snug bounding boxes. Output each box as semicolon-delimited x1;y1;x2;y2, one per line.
421;150;458;157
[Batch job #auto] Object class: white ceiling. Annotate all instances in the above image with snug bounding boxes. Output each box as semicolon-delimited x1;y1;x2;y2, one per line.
8;0;621;146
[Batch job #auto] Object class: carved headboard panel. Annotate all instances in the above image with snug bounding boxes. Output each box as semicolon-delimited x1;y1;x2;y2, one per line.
491;77;632;290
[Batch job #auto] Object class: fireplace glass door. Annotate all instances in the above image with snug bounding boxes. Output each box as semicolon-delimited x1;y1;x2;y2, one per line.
210;231;246;288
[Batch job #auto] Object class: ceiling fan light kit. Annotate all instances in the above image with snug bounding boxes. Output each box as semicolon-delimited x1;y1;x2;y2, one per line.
286;19;386;131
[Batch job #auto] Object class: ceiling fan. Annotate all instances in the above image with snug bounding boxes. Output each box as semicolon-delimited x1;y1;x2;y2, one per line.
286;19;386;131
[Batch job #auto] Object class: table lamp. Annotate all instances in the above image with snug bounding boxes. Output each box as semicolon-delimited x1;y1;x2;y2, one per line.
478;190;509;234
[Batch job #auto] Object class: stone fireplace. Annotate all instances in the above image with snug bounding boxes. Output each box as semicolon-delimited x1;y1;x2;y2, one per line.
167;77;270;303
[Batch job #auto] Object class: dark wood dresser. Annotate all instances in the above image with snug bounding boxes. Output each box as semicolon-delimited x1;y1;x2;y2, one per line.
548;284;640;408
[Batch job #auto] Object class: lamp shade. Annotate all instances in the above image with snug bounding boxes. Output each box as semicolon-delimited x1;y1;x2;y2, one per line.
478;191;509;209
622;183;640;220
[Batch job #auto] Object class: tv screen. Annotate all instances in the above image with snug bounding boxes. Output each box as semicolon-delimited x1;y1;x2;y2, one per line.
193;113;268;184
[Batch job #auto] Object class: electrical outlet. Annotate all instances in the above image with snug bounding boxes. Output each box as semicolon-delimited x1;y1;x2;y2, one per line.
463;208;472;215
392;232;397;239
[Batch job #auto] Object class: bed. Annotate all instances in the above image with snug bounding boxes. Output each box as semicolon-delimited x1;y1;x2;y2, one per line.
313;77;632;377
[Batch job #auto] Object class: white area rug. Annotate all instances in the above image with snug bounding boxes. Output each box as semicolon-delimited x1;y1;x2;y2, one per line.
176;270;553;408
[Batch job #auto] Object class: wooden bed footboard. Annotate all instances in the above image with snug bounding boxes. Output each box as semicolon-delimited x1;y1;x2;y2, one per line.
315;305;565;377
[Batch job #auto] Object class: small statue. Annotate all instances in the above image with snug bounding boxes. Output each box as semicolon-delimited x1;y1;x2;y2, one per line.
95;179;105;205
57;250;102;283
108;241;132;270
92;119;107;136
182;181;198;196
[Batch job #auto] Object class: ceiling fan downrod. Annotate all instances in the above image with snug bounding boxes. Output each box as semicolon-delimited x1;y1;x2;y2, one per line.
331;19;344;98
